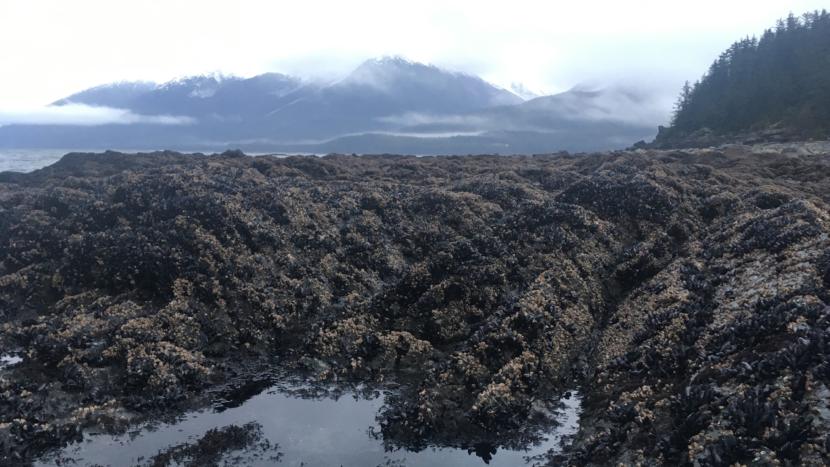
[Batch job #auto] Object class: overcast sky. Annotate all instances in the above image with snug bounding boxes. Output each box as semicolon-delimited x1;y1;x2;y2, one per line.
1;0;826;114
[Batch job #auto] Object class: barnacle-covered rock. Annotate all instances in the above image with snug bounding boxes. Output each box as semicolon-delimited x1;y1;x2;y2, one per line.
0;145;828;465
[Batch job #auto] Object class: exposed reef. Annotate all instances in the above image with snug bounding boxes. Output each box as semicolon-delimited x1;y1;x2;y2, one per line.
1;145;829;465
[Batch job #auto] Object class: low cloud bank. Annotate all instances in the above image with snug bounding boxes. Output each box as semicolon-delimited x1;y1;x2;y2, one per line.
377;112;488;127
556;84;674;126
0;104;195;126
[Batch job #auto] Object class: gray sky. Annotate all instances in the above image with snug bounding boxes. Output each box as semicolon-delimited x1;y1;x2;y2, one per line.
1;0;826;120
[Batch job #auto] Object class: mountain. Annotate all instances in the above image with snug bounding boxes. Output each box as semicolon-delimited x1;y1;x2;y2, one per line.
251;57;524;141
335;57;522;110
52;81;157;108
54;73;305;121
0;57;659;153
508;83;541;100
384;86;664;135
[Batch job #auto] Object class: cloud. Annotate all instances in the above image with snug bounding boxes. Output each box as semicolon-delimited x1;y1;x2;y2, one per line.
0;104;196;126
377;83;672;135
3;0;828;111
553;84;675;126
377;112;488;128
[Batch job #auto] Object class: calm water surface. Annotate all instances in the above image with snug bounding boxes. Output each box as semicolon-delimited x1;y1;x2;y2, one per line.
0;149;78;172
34;375;581;467
0;149;319;173
0;353;23;367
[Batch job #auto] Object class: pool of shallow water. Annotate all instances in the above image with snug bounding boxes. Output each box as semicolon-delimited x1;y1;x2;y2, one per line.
0;354;23;367
35;378;581;467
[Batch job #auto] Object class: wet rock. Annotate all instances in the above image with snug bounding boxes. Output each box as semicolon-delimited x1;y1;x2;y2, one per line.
0;146;828;465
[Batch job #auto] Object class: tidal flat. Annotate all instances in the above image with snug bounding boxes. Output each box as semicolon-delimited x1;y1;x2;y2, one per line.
1;145;829;465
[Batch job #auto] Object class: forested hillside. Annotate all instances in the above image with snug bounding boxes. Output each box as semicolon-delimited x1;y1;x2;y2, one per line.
658;10;830;143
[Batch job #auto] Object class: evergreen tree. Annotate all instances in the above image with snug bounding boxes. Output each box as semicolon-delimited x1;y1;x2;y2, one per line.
664;10;830;139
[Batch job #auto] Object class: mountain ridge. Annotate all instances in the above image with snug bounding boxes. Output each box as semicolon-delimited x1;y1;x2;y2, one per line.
0;57;658;153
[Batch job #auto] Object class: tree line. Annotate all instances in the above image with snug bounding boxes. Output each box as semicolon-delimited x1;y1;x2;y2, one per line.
666;10;830;138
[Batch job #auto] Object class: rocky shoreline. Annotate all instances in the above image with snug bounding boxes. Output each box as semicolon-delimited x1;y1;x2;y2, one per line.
1;145;829;465
637;124;830;151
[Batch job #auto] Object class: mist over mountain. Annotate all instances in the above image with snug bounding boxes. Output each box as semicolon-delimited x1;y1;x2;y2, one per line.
0;57;660;153
54;73;305;121
52;81;158;108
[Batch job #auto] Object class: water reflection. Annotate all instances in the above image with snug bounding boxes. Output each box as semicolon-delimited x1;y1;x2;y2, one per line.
0;354;22;367
35;372;581;467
